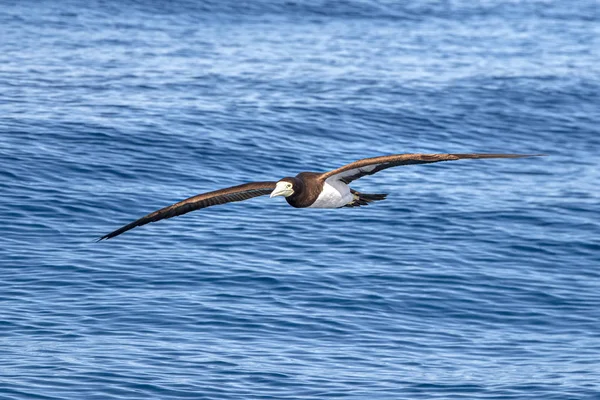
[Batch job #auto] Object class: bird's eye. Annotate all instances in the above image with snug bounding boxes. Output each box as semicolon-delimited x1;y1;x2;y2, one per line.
287;183;292;188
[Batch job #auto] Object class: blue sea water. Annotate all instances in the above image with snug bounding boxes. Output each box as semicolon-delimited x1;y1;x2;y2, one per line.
1;0;599;398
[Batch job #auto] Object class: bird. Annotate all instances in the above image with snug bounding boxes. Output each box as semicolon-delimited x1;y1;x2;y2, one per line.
98;153;541;240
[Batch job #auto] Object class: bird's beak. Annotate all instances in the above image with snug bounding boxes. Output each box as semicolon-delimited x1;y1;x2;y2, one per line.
270;182;292;198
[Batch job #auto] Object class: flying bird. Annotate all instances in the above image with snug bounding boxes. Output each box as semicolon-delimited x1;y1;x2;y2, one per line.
99;153;540;240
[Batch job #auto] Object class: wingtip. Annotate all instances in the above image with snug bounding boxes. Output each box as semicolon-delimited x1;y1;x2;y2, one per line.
515;153;548;159
471;153;548;159
96;232;116;242
499;153;546;157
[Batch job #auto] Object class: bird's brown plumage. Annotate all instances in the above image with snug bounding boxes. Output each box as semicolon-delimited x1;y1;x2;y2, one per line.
281;172;325;208
319;153;538;184
99;153;543;240
98;181;276;241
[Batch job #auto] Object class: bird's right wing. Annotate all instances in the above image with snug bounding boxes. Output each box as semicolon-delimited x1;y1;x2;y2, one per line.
99;181;277;240
320;153;540;184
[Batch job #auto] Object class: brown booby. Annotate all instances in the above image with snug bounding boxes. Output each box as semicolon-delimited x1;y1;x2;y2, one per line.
99;153;540;240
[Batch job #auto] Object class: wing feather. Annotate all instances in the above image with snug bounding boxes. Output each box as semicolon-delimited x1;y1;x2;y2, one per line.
99;181;276;240
320;153;541;184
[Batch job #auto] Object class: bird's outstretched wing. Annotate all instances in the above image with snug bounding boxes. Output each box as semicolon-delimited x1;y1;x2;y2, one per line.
99;181;277;240
320;153;541;184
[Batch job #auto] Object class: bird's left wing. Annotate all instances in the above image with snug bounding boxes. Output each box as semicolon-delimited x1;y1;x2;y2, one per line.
319;153;539;184
99;181;277;240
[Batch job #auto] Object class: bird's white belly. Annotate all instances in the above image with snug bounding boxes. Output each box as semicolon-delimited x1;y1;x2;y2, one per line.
309;180;352;208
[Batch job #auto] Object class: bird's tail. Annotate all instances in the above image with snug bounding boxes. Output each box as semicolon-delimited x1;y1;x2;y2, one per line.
344;190;388;207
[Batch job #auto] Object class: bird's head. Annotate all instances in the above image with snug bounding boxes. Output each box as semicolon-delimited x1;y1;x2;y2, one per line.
270;177;297;198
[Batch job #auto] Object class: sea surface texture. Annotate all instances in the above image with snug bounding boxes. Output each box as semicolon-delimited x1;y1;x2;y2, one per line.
1;1;599;399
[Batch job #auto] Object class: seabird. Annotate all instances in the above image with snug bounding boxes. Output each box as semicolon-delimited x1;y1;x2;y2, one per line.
99;153;540;240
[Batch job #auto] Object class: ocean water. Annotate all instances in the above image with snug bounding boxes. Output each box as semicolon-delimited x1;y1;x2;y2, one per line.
1;0;599;399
